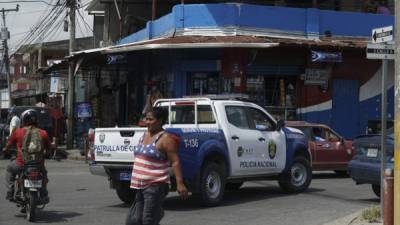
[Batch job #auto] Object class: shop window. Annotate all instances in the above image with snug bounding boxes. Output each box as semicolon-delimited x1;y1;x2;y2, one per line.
188;72;219;95
246;75;297;120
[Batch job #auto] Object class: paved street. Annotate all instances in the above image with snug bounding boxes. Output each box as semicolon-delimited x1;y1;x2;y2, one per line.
0;159;379;225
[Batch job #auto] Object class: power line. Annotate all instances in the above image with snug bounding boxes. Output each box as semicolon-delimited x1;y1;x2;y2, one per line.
77;8;92;32
0;0;60;6
13;1;66;52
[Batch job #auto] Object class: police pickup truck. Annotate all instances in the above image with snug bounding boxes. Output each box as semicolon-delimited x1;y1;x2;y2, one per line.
89;97;311;206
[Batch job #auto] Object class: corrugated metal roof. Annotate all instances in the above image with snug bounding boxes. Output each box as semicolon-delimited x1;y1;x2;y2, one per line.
70;35;368;58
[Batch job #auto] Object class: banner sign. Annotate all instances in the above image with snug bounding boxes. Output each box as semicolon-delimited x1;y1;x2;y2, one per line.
311;51;342;63
75;103;92;118
50;77;59;93
304;68;330;85
107;54;127;65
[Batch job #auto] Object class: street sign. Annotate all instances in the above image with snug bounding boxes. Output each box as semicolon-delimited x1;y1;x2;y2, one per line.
372;25;393;43
366;43;395;60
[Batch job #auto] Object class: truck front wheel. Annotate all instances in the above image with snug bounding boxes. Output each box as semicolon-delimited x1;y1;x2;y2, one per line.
197;162;226;206
116;181;136;205
278;157;311;193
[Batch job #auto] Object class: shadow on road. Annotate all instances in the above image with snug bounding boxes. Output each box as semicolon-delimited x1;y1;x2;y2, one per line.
359;198;380;203
163;186;324;211
312;173;349;179
107;203;130;208
15;210;83;223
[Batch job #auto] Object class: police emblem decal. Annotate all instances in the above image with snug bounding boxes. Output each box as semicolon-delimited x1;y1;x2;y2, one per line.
99;133;106;143
237;146;244;157
268;141;277;159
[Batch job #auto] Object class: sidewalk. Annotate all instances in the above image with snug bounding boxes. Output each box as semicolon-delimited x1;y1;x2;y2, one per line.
55;145;87;161
323;209;383;225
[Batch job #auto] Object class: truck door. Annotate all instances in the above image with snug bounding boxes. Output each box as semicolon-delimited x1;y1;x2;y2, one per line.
223;105;285;175
246;107;286;174
223;105;261;175
313;127;349;170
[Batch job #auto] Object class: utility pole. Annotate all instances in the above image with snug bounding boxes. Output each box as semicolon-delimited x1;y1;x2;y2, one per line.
394;0;400;223
1;5;19;107
67;0;76;149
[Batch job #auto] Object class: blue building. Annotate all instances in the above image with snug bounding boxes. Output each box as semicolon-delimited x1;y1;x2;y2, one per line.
75;3;394;138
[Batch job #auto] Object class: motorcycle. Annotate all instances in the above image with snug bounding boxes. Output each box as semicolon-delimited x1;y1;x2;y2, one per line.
12;160;48;222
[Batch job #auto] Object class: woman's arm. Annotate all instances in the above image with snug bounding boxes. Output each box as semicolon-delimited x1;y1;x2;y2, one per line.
162;134;188;199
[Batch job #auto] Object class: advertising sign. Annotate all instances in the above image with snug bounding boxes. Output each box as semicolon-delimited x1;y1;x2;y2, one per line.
50;77;59;93
311;51;342;63
75;103;92;118
304;68;330;85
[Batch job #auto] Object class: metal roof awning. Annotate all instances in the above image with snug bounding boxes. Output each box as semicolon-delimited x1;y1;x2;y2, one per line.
105;42;280;54
70;35;369;59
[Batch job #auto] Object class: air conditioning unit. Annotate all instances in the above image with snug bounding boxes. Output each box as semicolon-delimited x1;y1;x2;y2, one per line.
99;41;108;48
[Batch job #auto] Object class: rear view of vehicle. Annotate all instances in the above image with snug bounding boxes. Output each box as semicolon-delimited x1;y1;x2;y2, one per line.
348;133;394;197
13;161;48;222
90;127;146;204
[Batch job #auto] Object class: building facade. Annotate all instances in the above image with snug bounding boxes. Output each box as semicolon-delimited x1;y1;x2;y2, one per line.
75;3;393;139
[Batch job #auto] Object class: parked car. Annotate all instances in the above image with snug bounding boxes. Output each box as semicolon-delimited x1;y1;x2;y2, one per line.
347;128;394;197
285;121;354;174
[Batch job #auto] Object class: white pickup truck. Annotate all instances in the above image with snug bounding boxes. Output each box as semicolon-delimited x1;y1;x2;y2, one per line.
89;97;311;206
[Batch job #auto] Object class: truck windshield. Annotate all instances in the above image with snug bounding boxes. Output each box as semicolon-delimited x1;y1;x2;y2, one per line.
162;105;215;124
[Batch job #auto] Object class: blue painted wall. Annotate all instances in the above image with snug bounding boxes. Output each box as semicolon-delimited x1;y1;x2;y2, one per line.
119;3;394;45
331;80;360;139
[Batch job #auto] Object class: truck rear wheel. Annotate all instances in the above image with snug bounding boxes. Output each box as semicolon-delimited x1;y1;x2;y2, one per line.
278;156;311;193
197;162;226;206
371;184;380;198
116;182;136;205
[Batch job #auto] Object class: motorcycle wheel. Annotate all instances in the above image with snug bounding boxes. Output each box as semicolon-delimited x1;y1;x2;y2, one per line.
26;191;37;222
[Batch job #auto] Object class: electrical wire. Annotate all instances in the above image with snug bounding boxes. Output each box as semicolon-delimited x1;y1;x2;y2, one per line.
77;8;93;33
14;9;49;15
13;0;66;52
0;0;60;6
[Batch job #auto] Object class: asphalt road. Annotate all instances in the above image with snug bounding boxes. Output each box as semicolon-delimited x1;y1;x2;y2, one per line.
0;159;379;225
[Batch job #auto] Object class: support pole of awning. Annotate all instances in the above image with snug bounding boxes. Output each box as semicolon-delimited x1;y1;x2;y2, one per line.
152;0;156;20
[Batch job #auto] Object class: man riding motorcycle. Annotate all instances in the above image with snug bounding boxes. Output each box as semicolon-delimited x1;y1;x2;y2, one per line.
3;109;51;203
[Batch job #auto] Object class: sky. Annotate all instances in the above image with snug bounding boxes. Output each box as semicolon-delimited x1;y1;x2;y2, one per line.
0;0;94;53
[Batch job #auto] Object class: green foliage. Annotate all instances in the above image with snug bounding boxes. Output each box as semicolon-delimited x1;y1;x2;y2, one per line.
361;206;381;223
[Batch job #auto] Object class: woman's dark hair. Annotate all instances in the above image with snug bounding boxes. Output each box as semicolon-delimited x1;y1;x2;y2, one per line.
148;107;168;125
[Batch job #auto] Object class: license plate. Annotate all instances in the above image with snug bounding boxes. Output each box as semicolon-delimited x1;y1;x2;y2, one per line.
24;179;42;188
367;148;378;158
119;172;131;181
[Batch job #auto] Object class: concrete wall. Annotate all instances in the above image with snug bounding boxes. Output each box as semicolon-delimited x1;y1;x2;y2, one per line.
119;3;394;45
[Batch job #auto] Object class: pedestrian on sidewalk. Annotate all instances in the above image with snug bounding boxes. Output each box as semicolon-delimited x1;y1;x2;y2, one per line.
8;108;20;137
126;107;188;225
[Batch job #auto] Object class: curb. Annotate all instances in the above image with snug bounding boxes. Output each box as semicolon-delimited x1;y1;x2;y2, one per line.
322;209;383;225
65;149;87;161
322;211;360;225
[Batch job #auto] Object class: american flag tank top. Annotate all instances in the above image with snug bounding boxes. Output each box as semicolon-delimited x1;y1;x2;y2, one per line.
130;131;170;189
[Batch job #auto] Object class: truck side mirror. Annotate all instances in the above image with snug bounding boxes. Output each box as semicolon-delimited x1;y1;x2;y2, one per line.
276;119;285;131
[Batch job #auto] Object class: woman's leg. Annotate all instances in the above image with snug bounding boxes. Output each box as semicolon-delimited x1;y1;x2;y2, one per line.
142;184;169;225
126;189;144;225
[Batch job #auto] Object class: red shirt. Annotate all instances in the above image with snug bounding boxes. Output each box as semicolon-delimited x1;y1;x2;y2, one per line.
7;127;50;167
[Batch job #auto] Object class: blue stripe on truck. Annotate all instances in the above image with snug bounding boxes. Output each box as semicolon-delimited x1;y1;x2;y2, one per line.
166;128;229;183
282;127;309;171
